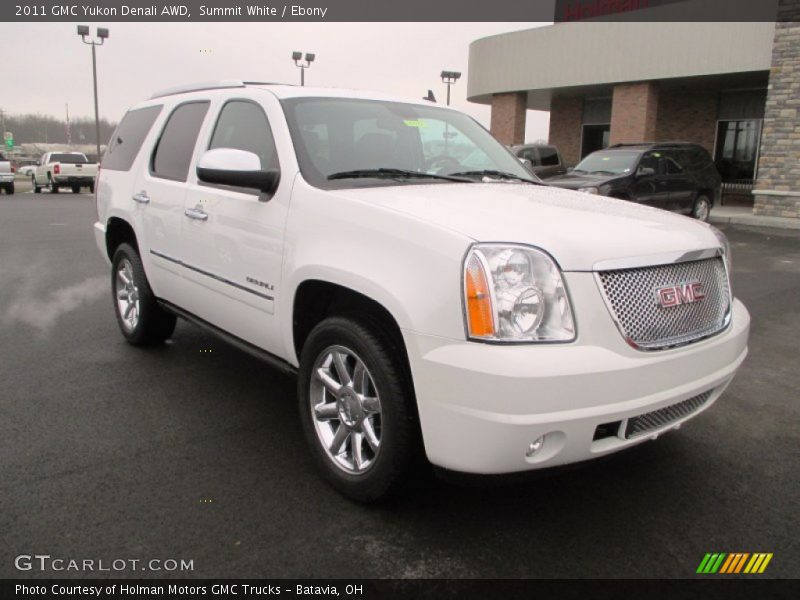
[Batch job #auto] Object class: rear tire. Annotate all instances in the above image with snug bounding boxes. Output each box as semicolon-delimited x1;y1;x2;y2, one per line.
298;316;418;502
692;194;711;221
111;243;176;346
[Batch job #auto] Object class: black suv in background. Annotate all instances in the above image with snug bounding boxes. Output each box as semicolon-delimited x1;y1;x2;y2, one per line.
546;142;721;221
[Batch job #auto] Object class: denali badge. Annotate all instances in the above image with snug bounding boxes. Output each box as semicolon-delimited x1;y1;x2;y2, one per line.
654;281;705;308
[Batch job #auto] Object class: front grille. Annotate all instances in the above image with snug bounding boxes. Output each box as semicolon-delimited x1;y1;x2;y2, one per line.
598;257;731;350
624;390;714;439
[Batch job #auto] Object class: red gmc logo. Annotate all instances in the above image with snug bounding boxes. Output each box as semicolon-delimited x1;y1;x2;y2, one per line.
654;281;705;308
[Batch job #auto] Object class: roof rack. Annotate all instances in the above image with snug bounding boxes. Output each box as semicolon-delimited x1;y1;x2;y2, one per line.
150;80;246;99
608;141;694;148
149;80;293;99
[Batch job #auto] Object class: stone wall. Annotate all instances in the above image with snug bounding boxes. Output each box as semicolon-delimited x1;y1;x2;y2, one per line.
490;92;528;146
548;96;583;166
753;2;800;218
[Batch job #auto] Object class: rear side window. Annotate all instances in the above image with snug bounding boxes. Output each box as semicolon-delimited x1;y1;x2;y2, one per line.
151;101;209;181
208;100;279;170
538;146;560;166
103;105;162;172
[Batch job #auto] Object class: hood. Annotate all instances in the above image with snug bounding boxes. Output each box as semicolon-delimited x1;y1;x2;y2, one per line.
336;182;720;271
545;172;618;189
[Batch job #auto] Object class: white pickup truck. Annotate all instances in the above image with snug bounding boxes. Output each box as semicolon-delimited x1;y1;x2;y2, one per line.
94;82;750;501
33;151;97;194
0;152;14;194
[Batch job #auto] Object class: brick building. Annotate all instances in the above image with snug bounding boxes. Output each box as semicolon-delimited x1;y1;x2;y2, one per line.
467;6;800;219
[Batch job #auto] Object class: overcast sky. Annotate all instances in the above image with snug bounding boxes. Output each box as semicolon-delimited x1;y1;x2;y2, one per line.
0;22;550;142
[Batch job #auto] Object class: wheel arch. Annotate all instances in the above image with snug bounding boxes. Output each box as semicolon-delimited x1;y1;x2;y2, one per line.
105;217;139;261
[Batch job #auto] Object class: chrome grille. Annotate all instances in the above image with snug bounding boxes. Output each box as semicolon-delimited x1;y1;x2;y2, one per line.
598;257;731;350
624;390;714;439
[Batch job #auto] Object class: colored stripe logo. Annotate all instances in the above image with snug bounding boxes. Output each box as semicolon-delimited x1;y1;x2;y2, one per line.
697;552;773;574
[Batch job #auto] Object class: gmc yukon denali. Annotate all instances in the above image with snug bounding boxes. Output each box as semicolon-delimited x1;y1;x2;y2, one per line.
94;81;750;501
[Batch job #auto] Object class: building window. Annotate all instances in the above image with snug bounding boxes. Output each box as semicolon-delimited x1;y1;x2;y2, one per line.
581;124;610;158
714;119;761;181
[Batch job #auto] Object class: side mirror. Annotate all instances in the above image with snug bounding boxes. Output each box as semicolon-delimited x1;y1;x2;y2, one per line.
36;160;41;166
196;148;279;198
518;157;533;171
566;166;574;173
637;166;655;177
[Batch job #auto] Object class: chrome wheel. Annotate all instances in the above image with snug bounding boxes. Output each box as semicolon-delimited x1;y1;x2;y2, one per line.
694;196;710;221
115;259;140;332
310;345;382;475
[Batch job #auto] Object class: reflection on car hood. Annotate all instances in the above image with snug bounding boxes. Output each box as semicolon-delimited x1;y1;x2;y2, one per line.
336;182;719;271
545;172;618;188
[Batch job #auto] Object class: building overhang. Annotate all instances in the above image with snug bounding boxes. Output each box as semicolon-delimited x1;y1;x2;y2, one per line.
468;21;776;110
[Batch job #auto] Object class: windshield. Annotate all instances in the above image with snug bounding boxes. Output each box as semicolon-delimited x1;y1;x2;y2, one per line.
50;153;89;164
573;150;640;175
281;97;533;189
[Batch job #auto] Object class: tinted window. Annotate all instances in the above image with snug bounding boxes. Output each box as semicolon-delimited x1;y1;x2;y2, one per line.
538;146;560;166
50;153;89;164
102;105;162;172
660;151;684;174
152;101;209;181
209;100;279;170
638;153;660;174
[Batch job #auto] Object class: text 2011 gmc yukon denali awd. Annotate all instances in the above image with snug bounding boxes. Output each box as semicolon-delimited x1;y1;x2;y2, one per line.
94;81;750;501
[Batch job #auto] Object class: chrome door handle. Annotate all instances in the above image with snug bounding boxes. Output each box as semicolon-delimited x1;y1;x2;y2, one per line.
132;191;150;204
184;206;208;221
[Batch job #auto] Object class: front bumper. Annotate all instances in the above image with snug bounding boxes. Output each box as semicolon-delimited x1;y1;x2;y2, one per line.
403;272;750;474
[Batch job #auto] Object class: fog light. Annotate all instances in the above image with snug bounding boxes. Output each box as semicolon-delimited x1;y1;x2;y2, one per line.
525;436;545;458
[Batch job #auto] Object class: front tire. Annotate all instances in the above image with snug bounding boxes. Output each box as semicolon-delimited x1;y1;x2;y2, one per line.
111;243;176;346
692;194;711;221
71;185;81;194
298;316;417;502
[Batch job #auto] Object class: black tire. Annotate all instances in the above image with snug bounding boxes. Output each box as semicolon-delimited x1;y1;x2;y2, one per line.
89;182;95;194
71;185;81;194
298;316;418;502
692;194;711;222
111;243;176;346
48;176;58;194
33;176;41;194
8;182;14;194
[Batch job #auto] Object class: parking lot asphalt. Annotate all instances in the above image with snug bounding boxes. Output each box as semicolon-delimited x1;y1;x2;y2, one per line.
1;192;798;579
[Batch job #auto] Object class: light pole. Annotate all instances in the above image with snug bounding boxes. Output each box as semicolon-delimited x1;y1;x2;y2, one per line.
77;25;109;160
440;70;461;106
292;51;315;86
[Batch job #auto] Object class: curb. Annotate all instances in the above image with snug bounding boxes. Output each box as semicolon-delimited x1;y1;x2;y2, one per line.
710;213;800;231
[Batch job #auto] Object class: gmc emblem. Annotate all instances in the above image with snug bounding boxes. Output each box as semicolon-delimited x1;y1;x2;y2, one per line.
654;281;705;308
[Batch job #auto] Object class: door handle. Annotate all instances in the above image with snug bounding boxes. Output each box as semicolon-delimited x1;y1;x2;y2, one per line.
184;206;208;221
132;191;150;204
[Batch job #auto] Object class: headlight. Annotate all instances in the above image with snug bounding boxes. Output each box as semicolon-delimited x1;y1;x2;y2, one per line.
577;186;598;194
463;244;576;342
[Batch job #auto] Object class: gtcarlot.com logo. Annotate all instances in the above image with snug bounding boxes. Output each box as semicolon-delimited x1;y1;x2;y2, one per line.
15;554;194;572
696;552;773;574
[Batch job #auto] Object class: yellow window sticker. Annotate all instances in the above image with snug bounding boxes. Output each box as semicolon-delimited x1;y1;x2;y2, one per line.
404;119;427;128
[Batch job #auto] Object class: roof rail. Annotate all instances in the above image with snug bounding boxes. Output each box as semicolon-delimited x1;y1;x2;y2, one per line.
149;80;247;99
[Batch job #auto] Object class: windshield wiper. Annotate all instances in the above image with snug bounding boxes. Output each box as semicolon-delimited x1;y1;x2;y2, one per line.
449;170;542;184
327;168;473;182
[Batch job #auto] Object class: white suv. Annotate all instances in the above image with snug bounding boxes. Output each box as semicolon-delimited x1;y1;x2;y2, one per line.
94;81;750;501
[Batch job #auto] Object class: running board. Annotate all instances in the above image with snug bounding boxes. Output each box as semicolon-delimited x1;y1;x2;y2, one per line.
157;300;298;377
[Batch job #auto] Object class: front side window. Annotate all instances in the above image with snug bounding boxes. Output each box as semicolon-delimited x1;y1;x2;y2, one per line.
151;101;209;181
208;100;279;170
281;97;532;189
